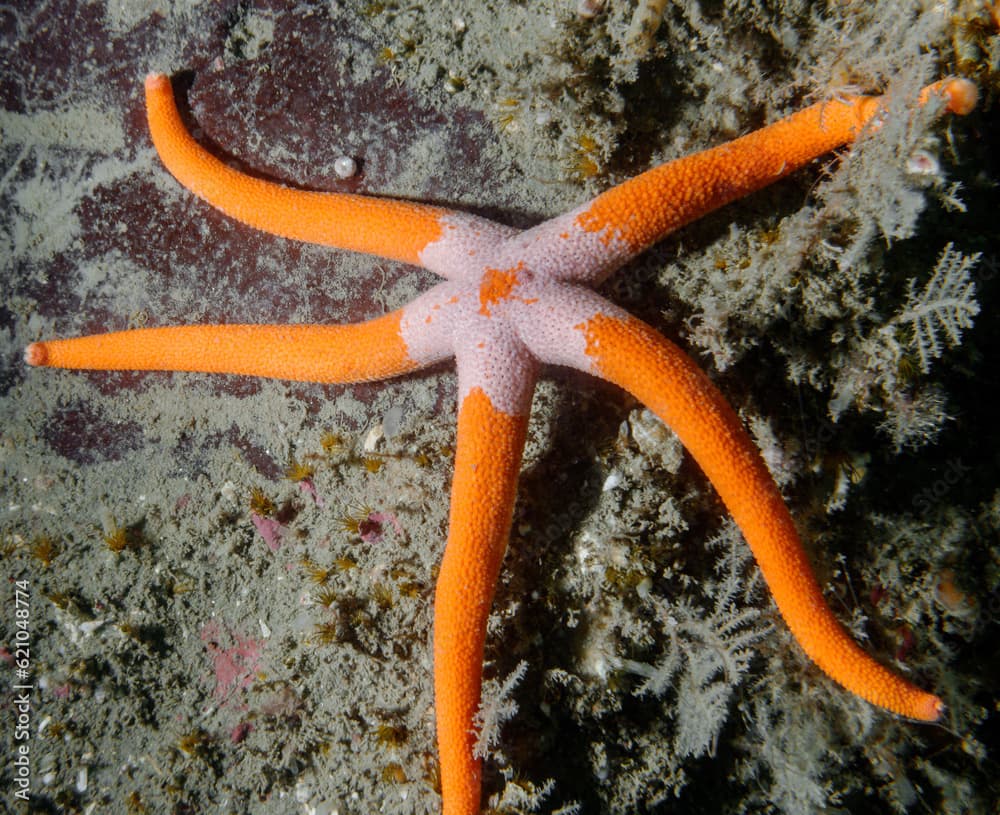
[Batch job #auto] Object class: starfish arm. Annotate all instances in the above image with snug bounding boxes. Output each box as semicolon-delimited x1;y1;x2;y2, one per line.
25;307;448;383
527;78;976;284
434;348;535;815
518;291;942;721
145;73;510;276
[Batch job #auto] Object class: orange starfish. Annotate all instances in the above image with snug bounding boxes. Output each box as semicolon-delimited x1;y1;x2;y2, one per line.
26;73;976;814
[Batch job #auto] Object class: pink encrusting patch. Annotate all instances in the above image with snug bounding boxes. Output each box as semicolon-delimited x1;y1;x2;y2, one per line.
298;478;324;506
251;512;285;551
359;511;405;543
200;621;264;703
231;720;254;744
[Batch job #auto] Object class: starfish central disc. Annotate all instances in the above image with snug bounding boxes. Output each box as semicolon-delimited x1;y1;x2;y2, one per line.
478;261;537;316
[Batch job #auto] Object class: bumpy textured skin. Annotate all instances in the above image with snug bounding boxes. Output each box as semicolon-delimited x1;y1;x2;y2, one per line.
27;73;976;815
434;386;529;815
574;95;886;254
24;314;423;382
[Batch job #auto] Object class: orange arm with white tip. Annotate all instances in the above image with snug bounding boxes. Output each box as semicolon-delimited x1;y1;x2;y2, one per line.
434;386;529;815
25;311;429;383
575;78;977;255
145;73;462;268
577;312;943;722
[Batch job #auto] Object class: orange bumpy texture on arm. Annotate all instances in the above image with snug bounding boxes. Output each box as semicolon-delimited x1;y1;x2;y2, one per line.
577;78;977;253
434;387;529;815
145;73;448;266
581;313;942;722
25;312;418;383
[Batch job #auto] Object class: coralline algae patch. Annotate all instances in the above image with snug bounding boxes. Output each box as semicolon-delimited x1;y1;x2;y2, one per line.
199;620;265;704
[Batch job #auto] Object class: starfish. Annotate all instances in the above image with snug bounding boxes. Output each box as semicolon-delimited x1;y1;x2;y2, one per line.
27;73;976;814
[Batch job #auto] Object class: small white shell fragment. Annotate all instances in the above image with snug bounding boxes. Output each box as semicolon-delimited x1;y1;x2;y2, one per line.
636;576;653;599
294;779;311;803
363;423;384;452
78;619;105;637
259;618;271;638
626;0;667;55
76;767;88;793
906;149;939;176
602;471;623;491
333;156;357;179
220;480;238;503
630;408;683;473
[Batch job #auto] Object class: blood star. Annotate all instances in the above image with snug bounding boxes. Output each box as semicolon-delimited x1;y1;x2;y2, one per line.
27;73;976;814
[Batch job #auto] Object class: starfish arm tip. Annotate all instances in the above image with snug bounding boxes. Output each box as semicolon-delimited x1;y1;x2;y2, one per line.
917;693;946;723
943;78;978;116
145;72;169;90
921;77;978;116
24;343;47;367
